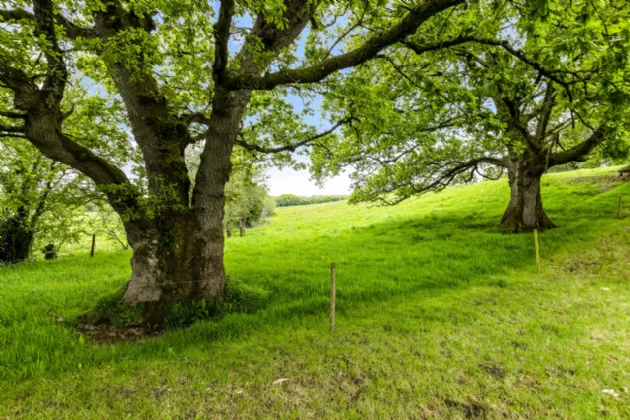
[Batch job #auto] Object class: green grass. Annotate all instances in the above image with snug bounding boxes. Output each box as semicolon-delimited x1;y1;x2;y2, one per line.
1;166;629;418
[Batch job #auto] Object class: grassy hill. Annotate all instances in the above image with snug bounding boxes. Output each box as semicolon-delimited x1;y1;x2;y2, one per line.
1;166;629;418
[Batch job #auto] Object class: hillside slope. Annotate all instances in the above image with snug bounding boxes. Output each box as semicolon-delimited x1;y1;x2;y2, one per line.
1;166;629;418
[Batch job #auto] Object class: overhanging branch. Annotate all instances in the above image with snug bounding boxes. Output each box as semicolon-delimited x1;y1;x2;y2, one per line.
223;0;464;90
403;36;576;99
0;7;97;39
236;117;352;154
0;123;25;134
374;156;506;206
549;125;606;166
0;110;27;119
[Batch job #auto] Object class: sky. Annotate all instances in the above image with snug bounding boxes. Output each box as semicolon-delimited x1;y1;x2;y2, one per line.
267;167;351;196
229;10;352;197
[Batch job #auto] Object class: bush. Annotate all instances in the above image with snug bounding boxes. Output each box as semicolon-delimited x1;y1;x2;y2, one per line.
42;244;57;260
84;289;143;327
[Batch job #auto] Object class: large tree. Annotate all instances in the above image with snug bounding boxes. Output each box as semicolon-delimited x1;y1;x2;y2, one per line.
0;0;485;320
312;0;630;231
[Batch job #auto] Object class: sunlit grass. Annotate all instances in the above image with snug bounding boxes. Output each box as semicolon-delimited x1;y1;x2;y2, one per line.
1;166;629;418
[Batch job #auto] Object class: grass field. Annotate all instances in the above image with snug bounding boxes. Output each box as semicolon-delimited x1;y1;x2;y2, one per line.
1;166;629;418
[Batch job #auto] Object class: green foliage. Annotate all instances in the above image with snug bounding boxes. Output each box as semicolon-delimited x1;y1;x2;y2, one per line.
0;139;90;262
164;279;270;327
88;289;143;327
275;194;348;207
224;162;271;229
164;299;214;327
262;195;276;217
312;0;630;206
275;194;307;206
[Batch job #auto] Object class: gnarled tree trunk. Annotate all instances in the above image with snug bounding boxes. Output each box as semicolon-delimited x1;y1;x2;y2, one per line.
500;156;556;232
122;201;227;321
119;118;237;321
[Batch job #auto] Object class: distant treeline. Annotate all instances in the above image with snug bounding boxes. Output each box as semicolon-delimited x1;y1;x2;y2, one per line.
275;194;348;207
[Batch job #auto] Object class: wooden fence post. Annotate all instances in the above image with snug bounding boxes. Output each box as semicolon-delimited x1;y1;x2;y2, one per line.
534;229;540;272
90;234;96;258
330;262;336;332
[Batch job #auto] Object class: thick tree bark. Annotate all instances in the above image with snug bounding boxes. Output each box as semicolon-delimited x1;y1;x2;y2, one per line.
121;203;227;321
500;156;556;231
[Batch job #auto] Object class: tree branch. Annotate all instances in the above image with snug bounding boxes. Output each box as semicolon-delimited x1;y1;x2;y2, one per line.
0;8;34;21
0;110;28;119
0;7;97;39
493;95;541;154
0;62;39;99
183;112;212;126
33;0;68;104
404;36;575;99
0;123;25;133
534;83;555;143
213;0;235;84
374;156;505;206
322;4;368;61
236;117;352;154
549;125;606;166
223;0;464;90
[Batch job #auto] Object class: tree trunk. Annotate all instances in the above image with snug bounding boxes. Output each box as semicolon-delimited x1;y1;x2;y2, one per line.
500;158;556;232
239;218;245;237
121;199;228;322
120;101;240;322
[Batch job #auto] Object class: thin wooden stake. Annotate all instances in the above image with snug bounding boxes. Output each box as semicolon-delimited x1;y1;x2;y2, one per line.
330;262;336;332
534;229;540;272
618;196;623;219
90;234;96;258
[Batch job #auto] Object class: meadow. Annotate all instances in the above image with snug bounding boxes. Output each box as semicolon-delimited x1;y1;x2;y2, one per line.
1;166;629;418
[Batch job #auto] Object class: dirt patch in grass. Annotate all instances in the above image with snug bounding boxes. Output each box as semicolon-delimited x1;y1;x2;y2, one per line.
444;398;487;418
566;175;617;186
76;323;162;344
478;363;505;378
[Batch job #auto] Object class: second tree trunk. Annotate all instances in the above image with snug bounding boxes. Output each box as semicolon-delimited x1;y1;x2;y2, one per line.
500;160;556;232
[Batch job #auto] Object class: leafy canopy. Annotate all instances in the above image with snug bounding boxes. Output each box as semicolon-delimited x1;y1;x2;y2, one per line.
309;0;630;205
